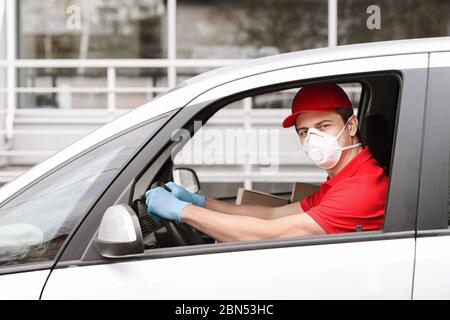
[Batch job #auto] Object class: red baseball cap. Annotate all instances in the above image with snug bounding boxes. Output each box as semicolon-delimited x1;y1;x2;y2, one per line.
282;83;352;128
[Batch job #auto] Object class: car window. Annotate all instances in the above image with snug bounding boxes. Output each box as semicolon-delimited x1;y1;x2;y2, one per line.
0;116;167;267
173;83;361;198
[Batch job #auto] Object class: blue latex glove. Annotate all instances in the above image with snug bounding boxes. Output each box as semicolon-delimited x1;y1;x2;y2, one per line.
165;182;206;207
145;187;189;223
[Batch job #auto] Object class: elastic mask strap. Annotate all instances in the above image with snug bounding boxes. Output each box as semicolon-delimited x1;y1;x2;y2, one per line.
334;116;352;142
341;142;362;151
335;116;361;151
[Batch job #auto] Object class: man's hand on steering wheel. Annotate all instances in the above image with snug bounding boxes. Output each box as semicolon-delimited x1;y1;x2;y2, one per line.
145;182;207;246
164;182;206;207
145;187;189;222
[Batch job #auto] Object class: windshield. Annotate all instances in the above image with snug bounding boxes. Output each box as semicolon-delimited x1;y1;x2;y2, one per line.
0;115;168;267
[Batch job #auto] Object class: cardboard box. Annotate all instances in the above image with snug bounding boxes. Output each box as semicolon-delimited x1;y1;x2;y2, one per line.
235;182;320;207
235;188;289;207
290;182;320;203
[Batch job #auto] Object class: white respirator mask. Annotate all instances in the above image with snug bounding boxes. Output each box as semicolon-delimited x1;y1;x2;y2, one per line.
301;118;361;170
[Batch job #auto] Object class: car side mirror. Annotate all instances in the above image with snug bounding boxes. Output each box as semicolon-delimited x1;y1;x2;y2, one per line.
95;204;144;258
172;167;200;194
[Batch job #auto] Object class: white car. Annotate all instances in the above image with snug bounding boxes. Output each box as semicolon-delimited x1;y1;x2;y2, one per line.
1;37;450;300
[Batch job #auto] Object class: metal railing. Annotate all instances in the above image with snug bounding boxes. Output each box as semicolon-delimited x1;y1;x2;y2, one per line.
0;58;243;141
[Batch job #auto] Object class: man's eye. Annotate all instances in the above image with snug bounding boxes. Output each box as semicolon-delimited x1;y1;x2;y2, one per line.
318;124;329;130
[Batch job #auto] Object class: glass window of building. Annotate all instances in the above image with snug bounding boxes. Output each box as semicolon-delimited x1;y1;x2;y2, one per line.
338;0;450;45
19;0;167;59
177;0;328;59
18;0;168;109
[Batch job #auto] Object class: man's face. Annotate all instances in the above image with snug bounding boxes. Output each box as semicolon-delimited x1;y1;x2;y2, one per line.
294;111;356;148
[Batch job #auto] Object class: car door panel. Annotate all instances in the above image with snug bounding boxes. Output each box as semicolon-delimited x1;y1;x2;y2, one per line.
0;269;49;299
43;238;413;299
413;235;450;299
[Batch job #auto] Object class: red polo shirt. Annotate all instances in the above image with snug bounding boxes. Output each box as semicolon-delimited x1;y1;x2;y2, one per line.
300;147;388;234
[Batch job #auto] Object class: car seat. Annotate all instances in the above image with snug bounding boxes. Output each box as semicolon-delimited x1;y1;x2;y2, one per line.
362;113;393;175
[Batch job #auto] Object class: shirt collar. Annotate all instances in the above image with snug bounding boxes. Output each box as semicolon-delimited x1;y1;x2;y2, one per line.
324;147;372;187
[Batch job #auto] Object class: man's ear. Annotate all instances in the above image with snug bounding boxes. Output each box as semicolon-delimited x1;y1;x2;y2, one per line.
348;115;358;137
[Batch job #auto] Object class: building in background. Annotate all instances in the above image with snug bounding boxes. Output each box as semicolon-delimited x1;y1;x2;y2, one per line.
0;0;449;196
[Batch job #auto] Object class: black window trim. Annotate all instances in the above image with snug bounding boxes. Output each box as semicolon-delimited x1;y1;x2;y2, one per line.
56;69;425;267
0;262;54;276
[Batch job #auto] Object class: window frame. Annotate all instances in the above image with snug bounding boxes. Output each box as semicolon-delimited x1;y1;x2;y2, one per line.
56;58;427;267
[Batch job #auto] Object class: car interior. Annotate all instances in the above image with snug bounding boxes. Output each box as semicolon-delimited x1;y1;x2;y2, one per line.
111;72;402;251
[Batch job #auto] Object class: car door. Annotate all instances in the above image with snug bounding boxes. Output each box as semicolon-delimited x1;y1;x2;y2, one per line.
412;51;450;299
42;53;428;299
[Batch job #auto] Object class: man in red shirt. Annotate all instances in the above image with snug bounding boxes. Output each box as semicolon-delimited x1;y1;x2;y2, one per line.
146;83;389;242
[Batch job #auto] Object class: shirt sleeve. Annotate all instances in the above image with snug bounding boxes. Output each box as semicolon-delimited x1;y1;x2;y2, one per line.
304;177;385;234
300;187;322;212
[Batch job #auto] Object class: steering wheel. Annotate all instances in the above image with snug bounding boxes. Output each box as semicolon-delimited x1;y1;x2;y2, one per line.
148;181;205;246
